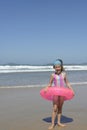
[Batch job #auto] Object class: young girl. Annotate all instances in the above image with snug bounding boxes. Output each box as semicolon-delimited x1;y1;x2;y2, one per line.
45;59;74;129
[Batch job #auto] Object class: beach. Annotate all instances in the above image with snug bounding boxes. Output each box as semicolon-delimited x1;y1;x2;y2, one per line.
0;85;87;130
0;0;87;129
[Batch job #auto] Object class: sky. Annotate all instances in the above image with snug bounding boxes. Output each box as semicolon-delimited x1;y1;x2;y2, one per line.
0;0;87;65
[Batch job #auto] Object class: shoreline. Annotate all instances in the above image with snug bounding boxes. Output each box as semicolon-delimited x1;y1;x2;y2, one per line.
0;86;87;130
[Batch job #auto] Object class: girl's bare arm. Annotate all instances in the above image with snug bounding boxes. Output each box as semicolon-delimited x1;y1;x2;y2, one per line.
64;72;75;94
45;74;54;91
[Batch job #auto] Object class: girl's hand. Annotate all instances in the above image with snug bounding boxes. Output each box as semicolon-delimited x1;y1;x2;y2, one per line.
44;86;51;93
72;90;75;96
44;87;48;93
70;88;75;96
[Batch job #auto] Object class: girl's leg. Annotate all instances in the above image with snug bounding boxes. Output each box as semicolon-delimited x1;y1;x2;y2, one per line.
48;96;58;129
57;96;66;127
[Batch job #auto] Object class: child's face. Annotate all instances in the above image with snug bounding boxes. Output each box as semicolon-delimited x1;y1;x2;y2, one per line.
54;65;61;72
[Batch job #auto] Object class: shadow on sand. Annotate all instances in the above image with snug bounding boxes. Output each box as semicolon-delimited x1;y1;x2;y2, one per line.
43;115;73;124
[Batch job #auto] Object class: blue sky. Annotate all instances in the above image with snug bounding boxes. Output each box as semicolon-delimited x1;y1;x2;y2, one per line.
0;0;87;65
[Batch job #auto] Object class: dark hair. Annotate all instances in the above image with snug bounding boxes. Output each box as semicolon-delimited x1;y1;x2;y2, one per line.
53;59;64;72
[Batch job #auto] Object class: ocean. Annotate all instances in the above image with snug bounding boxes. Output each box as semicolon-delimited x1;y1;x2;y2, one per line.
0;65;87;88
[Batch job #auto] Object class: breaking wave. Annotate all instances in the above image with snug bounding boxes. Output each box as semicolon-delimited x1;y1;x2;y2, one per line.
0;65;87;73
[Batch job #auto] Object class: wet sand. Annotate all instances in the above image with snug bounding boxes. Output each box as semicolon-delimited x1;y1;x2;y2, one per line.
0;85;87;130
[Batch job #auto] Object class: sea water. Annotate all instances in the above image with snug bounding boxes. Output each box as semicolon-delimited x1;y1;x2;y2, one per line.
0;65;87;88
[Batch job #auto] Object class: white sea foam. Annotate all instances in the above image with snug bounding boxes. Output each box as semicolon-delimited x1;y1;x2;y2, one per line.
64;65;87;71
0;82;87;89
0;65;52;73
0;65;87;73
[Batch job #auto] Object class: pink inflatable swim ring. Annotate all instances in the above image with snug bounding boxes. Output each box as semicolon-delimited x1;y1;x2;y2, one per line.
40;87;74;101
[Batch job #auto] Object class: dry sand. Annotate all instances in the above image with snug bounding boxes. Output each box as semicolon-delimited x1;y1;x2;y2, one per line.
0;85;87;130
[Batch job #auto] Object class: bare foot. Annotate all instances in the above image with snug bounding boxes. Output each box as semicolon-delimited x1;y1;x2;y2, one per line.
57;122;66;127
48;124;55;129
